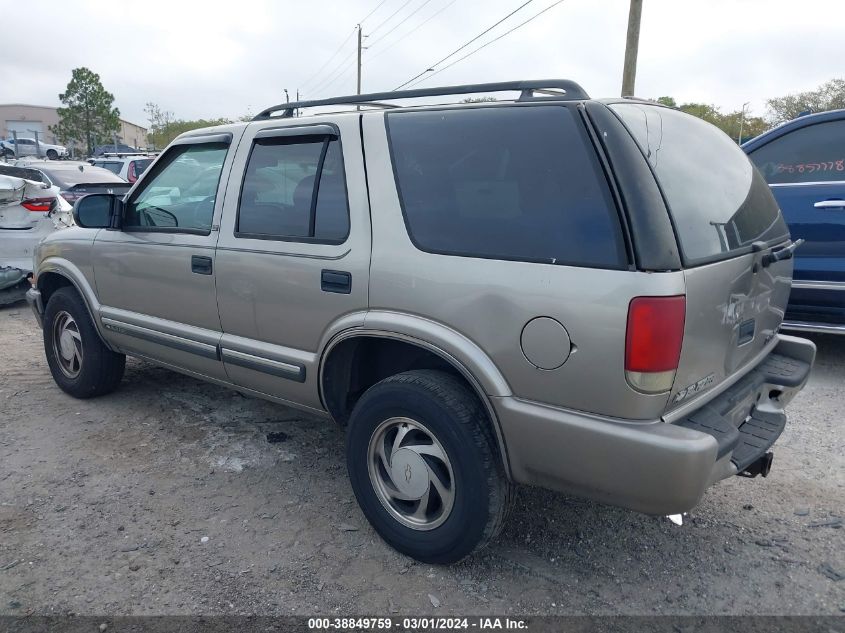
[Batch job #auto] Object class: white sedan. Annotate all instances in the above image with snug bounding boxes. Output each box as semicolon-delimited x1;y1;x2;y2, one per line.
1;137;69;160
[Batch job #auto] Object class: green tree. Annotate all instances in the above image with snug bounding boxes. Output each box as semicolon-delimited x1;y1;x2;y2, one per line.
145;112;232;148
766;78;845;124
50;67;121;155
651;97;770;142
144;102;175;149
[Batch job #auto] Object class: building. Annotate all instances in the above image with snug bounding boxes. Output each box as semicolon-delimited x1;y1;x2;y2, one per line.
0;104;148;150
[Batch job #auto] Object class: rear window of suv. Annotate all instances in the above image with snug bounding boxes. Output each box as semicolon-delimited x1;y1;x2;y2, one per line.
611;103;788;264
386;106;627;269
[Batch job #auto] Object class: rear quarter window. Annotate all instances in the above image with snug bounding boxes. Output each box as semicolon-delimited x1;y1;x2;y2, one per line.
611;103;788;265
386;105;627;269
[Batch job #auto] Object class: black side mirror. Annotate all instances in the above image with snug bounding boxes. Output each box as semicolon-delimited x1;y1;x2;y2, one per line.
73;194;122;229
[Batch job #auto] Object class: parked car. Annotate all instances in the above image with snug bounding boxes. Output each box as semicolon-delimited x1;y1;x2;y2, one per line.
1;137;69;160
743;109;845;334
12;160;132;204
0;166;72;305
92;143;141;157
26;81;815;564
90;154;157;184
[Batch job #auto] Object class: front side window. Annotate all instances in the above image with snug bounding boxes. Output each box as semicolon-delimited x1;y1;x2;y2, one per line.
748;119;845;184
611;103;788;264
236;136;349;242
386;106;626;268
124;143;228;233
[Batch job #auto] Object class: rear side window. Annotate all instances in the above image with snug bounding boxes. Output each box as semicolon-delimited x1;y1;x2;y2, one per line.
236;136;349;243
611;104;788;264
748;119;845;184
386;106;626;268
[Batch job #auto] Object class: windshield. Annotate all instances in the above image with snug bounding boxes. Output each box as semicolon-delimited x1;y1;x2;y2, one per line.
611;103;788;265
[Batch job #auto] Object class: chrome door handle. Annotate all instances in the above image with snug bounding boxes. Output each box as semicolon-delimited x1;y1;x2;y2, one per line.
813;199;845;209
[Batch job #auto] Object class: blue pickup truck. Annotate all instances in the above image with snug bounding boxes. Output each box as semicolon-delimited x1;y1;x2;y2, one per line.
744;109;845;334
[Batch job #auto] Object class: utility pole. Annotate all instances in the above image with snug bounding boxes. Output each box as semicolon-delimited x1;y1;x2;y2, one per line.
356;24;363;96
621;0;643;97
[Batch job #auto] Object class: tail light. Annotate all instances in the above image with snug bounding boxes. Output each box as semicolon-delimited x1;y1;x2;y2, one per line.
625;296;686;394
61;192;81;204
128;161;137;183
21;197;56;212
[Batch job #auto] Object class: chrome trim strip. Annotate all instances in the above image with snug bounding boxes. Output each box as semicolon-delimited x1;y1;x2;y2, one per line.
791;280;845;291
781;321;845;335
101;318;219;359
215;246;350;260
770;180;845;188
221;348;306;382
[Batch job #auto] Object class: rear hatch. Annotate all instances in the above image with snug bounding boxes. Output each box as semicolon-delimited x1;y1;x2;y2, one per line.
610;103;794;413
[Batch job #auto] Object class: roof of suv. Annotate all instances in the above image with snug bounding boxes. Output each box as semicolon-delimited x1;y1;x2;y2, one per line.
171;81;672;145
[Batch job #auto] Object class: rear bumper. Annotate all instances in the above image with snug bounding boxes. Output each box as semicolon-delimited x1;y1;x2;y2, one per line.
494;334;816;515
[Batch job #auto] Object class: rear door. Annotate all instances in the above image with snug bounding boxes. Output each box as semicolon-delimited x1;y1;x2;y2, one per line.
745;116;845;325
611;104;793;412
214;116;370;411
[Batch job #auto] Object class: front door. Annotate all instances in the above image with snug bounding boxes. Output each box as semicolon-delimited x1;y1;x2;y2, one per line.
214;117;371;411
747;116;845;324
93;130;243;379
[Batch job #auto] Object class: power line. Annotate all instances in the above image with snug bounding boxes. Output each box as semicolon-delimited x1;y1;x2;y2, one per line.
360;0;391;24
367;0;434;48
300;27;357;91
406;0;566;89
311;55;359;96
300;0;392;93
394;0;534;90
317;61;359;96
308;50;357;95
366;0;457;63
368;0;414;37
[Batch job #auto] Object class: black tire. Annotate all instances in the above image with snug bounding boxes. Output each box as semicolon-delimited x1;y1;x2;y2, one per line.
43;287;125;398
46;149;58;160
346;369;514;564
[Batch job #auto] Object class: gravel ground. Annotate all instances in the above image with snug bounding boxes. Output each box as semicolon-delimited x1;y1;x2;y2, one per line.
0;303;842;616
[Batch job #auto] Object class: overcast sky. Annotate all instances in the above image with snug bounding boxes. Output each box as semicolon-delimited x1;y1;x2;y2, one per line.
1;0;841;126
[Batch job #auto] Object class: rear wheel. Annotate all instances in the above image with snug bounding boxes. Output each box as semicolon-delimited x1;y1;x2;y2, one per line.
346;370;514;563
43;287;125;398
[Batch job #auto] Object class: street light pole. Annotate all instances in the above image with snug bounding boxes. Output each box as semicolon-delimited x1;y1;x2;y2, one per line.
738;101;750;144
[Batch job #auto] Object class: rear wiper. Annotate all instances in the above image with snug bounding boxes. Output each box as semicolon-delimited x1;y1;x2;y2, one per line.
756;239;804;268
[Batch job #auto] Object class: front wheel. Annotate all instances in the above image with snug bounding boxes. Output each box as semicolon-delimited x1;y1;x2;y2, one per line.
43;287;125;398
46;149;58;160
346;370;514;564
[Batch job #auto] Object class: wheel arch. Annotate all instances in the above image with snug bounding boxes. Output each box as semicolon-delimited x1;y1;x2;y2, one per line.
36;261;113;349
319;327;513;477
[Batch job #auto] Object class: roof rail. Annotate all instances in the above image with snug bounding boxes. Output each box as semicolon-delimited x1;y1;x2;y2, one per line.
253;79;589;120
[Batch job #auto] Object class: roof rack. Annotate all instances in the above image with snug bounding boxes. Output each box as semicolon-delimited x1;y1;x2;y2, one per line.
253;79;589;120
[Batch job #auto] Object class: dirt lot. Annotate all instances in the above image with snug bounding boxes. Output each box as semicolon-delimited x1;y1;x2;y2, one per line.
0;304;843;616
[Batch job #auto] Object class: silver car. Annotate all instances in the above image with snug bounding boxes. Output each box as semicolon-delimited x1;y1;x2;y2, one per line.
2;137;69;160
25;80;816;563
